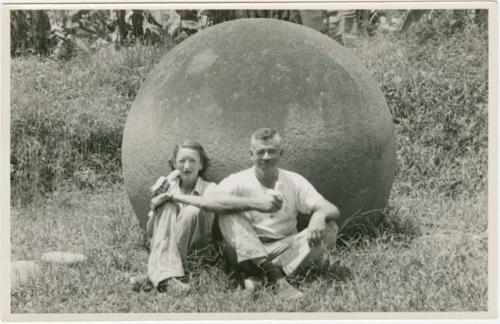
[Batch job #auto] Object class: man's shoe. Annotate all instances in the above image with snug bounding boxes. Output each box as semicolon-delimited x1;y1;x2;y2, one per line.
130;275;154;292
273;278;304;301
234;276;263;300
243;276;263;293
157;278;191;293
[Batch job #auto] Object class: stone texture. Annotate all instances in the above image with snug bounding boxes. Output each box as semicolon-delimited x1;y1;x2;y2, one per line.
122;18;396;233
41;252;87;265
11;261;41;290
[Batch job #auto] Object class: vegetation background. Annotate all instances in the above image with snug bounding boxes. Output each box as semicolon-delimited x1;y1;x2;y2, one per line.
9;9;489;313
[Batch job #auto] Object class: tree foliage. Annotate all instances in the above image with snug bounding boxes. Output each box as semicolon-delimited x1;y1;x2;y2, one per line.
10;9;425;58
11;9;488;59
11;10;53;56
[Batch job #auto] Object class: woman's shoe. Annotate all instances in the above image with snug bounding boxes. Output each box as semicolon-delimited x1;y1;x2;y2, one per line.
157;278;191;293
130;275;154;292
273;278;304;301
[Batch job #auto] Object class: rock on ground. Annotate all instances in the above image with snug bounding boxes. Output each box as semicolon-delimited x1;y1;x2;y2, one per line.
41;251;87;265
11;260;42;290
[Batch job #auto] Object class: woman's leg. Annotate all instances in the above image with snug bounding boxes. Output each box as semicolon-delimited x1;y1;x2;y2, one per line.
175;205;205;258
147;203;185;287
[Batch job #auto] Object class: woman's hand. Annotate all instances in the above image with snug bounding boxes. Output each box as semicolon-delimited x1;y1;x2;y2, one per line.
166;170;181;182
150;193;173;210
150;170;181;196
150;176;168;196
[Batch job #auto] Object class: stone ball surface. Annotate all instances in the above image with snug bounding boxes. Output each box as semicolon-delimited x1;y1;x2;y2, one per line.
122;18;396;233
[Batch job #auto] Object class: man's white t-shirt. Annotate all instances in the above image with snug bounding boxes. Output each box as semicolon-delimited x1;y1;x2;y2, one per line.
217;167;324;240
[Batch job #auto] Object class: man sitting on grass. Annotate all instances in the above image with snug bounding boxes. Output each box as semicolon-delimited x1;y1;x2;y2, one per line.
155;128;340;300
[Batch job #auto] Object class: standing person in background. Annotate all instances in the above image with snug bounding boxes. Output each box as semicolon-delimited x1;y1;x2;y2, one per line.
131;141;217;293
159;128;340;300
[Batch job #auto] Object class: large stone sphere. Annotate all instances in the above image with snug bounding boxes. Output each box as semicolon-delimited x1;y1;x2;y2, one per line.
122;18;396;233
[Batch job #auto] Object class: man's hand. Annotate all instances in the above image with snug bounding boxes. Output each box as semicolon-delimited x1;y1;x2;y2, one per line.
254;192;283;213
307;214;326;247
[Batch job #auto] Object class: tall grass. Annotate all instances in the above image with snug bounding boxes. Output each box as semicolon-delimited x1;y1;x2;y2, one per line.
352;13;488;197
10;11;488;204
10;45;171;203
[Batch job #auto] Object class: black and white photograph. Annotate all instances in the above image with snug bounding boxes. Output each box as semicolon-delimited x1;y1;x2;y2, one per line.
2;2;496;320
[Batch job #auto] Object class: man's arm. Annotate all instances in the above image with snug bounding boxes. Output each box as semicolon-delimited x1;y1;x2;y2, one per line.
151;191;283;214
314;198;340;222
307;198;340;246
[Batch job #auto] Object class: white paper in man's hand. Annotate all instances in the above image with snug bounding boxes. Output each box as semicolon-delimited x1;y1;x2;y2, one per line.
274;235;311;275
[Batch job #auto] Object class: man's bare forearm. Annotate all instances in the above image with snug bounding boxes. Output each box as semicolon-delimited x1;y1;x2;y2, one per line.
171;192;267;213
311;200;340;222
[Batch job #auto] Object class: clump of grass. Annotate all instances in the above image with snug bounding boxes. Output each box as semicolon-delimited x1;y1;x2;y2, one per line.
10;44;169;204
352;11;488;197
381;205;421;241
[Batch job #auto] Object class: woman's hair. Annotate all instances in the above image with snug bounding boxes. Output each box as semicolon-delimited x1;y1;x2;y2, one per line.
169;140;210;177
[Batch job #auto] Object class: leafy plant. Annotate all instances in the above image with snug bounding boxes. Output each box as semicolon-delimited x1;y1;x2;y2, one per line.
10;10;53;56
11;9;200;59
11;9;393;58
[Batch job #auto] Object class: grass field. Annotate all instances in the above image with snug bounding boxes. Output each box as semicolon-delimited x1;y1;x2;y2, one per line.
10;182;488;313
9;11;489;314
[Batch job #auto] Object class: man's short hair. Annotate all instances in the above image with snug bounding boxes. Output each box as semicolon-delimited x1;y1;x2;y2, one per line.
251;128;282;146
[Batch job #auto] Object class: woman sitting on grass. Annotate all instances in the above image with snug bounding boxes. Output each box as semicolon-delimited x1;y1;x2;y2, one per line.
132;141;217;293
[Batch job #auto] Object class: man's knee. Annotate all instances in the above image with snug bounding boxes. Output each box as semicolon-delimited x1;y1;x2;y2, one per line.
217;212;253;240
